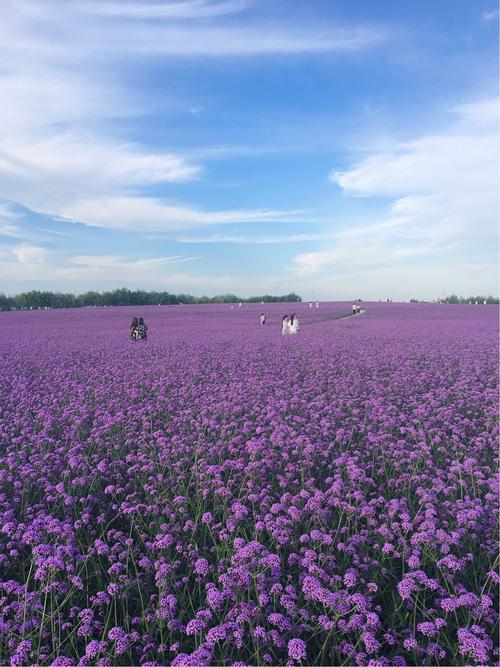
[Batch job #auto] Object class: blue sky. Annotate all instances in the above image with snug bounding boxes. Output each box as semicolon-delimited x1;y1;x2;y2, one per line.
0;0;498;299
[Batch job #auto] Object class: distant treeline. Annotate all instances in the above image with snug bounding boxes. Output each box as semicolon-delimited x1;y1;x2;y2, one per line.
440;295;499;304
0;288;302;311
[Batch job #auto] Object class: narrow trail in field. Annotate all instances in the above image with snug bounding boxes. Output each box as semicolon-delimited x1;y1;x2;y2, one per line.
301;308;366;329
340;309;366;319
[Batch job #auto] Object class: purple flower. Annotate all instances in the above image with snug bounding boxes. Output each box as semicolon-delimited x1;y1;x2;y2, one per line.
288;638;307;662
268;613;291;632
362;631;381;654
402;637;417;651
52;657;75;666
194;557;209;576
457;628;493;664
85;641;107;658
397;576;415;600
185;619;206;635
108;627;125;641
343;568;358;588
417;621;437;637
206;586;224;610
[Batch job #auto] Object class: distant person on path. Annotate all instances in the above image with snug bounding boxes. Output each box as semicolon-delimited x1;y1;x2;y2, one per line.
315;301;319;308
352;303;357;314
137;317;148;341
281;315;290;335
289;313;300;334
260;313;266;325
356;303;362;314
130;316;139;341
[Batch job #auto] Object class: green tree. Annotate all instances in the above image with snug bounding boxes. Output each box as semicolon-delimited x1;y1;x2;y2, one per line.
0;293;14;310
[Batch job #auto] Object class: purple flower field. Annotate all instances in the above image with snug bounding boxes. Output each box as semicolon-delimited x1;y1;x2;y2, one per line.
0;302;498;666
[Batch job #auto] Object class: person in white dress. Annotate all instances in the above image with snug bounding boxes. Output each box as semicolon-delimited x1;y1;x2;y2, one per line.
260;313;266;325
289;314;300;334
281;315;290;335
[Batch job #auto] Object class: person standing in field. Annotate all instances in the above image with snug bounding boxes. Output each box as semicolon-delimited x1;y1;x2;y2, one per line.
289;313;300;334
281;315;290;335
137;317;148;341
352;303;357;314
130;317;139;340
260;313;266;325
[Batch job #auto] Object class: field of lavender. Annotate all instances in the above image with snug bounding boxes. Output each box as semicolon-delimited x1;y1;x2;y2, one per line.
0;302;498;667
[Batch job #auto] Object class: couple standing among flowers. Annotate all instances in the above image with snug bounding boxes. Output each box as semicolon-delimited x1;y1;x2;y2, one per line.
129;317;148;341
282;313;300;335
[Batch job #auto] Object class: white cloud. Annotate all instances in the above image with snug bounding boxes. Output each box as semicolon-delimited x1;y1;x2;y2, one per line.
78;0;250;20
482;9;499;21
0;223;25;239
56;196;302;231
0;244;201;284
68;254;198;267
292;262;498;301
0;72;136;138
2;0;382;60
13;245;49;263
451;98;498;125
0;131;201;209
62;253;201;279
332;134;496;197
0;203;19;220
332;98;498;197
0;242;294;295
93;25;379;57
174;231;337;244
0;203;44;240
296;97;499;284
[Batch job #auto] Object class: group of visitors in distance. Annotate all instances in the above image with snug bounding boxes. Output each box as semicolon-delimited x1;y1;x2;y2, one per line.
129;316;148;341
129;303;363;340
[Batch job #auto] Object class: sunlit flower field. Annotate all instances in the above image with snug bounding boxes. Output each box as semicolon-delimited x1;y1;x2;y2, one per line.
0;303;498;666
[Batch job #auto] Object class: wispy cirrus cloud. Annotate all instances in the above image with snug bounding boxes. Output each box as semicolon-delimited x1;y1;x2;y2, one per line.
4;0;381;59
0;134;201;208
0;241;288;296
87;25;379;58
57;197;302;231
77;0;250;20
0;244;201;284
174;231;337;244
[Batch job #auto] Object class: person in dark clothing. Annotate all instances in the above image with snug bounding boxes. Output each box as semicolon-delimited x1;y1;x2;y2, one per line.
130;317;139;340
137;317;148;341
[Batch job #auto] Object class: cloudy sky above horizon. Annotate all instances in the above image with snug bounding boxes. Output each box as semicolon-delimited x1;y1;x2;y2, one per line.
0;0;498;300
